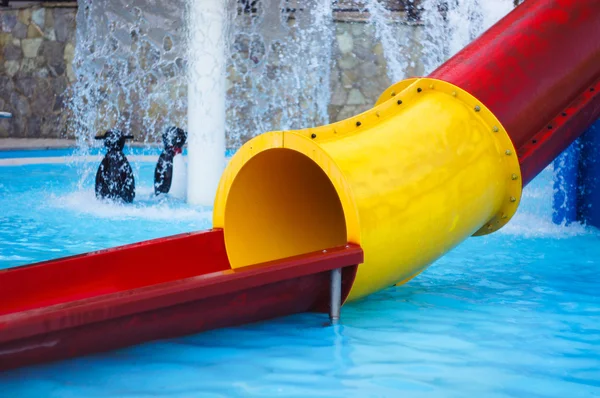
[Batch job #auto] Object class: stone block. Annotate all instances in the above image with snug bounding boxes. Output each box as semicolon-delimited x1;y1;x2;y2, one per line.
360;77;387;101
54;9;75;43
35;66;50;79
351;23;366;36
358;61;379;79
27;116;42;136
0;76;15;98
336;32;354;54
160;62;177;79
30;81;53;115
22;38;43;58
63;42;74;63
347;88;366;105
0;119;11;137
45;9;54;29
44;27;56;41
163;36;173;52
12;22;27;39
15;77;36;96
336;105;360;121
338;54;358;70
41;41;65;65
10;92;30;117
32;8;46;29
66;63;76;82
51;76;68;95
40;114;58;137
12;115;26;136
27;23;44;39
48;62;65;77
0;32;11;46
18;9;32;26
19;56;45;77
4;60;19;77
341;69;358;87
1;13;17;33
330;83;348;106
53;94;64;111
3;43;22;61
353;42;377;61
373;42;384;56
328;104;342;121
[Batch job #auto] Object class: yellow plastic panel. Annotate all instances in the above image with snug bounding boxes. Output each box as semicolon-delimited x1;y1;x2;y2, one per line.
214;78;522;302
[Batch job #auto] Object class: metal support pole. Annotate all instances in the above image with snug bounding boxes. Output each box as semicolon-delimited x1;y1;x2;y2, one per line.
329;268;342;324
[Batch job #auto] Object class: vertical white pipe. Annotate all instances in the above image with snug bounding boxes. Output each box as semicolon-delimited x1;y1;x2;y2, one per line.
187;0;227;206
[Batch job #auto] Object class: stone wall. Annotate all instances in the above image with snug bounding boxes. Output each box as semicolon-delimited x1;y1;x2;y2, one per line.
329;21;423;123
0;3;76;138
0;2;423;146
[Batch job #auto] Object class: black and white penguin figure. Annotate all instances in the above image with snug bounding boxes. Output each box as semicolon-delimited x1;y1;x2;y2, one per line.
94;129;135;203
154;126;188;199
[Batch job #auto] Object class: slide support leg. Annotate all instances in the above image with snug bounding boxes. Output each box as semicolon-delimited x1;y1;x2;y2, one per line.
330;268;342;324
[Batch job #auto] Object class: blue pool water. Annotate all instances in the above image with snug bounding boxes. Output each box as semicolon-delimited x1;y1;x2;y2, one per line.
0;155;599;397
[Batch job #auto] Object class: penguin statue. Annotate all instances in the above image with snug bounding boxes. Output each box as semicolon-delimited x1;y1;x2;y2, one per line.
94;129;135;203
154;126;188;199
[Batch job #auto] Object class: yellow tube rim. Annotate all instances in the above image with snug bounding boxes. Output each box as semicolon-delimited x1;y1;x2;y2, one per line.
213;132;361;268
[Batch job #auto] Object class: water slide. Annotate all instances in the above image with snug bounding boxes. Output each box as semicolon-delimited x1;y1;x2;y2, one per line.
1;0;599;370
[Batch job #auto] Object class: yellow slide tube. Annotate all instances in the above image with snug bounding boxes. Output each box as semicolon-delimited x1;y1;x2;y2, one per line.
213;78;522;302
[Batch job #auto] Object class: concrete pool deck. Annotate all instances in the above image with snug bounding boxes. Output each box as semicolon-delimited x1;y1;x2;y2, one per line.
0;138;160;166
0;139;234;166
0;139;77;150
0;139;162;150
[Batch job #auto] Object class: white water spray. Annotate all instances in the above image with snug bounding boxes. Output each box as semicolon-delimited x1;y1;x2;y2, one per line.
419;0;513;74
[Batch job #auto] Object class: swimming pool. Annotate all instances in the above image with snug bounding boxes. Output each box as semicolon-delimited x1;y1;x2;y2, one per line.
0;154;598;397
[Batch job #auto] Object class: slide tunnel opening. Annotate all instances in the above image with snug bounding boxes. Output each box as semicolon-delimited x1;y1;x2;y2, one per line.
223;148;347;268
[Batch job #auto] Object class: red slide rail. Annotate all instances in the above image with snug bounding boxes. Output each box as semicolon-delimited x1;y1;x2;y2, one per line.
0;230;362;370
